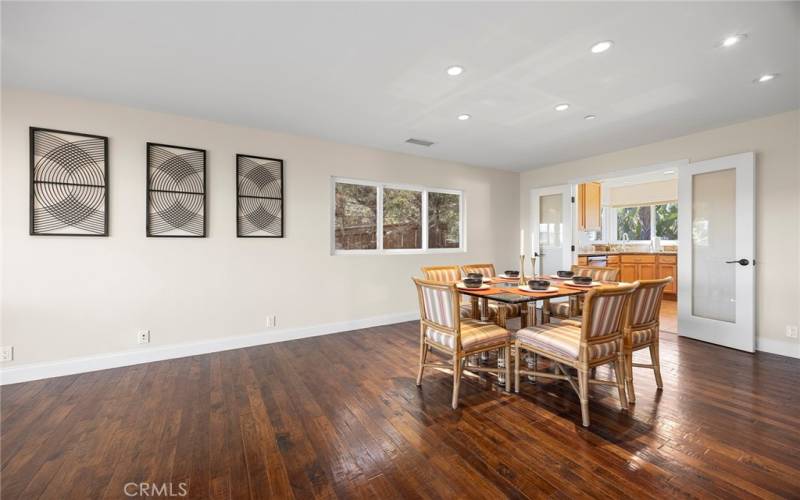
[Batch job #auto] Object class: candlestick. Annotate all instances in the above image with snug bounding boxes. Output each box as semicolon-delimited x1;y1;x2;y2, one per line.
519;229;524;255
530;255;538;279
519;254;526;286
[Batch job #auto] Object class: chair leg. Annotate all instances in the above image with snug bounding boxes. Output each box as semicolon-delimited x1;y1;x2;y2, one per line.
578;369;590;427
451;356;463;409
650;343;664;389
614;355;629;410
625;351;636;404
504;344;511;392
416;343;428;386
514;343;521;393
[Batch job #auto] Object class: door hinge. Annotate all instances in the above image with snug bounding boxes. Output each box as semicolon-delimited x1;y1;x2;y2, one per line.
571;196;575;203
571;245;575;252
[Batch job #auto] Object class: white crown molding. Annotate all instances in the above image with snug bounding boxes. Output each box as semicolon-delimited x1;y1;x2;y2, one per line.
0;311;419;385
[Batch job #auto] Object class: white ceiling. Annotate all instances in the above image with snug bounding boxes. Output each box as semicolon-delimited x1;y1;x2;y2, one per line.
2;2;798;171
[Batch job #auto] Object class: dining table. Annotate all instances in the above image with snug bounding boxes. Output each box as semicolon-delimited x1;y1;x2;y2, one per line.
457;275;616;328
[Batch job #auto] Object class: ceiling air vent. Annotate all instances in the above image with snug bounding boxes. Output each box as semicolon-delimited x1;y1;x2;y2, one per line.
405;138;435;147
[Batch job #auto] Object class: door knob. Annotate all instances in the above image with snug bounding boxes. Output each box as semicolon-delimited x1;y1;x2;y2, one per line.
724;259;750;266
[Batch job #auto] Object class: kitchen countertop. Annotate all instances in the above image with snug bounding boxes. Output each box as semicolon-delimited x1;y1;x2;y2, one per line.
577;251;677;256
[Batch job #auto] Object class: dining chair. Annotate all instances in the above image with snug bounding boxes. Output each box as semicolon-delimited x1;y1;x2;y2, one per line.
514;283;638;427
461;263;521;328
548;265;621;319
412;278;512;409
623;277;672;403
420;265;472;319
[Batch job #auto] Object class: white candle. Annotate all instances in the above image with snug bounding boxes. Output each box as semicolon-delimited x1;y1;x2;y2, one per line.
531;233;535;256
520;229;524;255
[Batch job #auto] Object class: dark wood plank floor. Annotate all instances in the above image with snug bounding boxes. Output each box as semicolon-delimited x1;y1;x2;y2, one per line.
2;321;799;499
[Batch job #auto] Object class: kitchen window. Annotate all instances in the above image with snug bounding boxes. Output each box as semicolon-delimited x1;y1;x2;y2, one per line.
613;202;678;241
332;178;464;254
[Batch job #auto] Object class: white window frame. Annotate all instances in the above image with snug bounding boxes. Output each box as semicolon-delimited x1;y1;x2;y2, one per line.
609;202;678;243
331;177;466;255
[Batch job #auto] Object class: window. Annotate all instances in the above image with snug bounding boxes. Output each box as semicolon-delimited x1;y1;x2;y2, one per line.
428;192;461;249
333;179;463;253
383;188;422;249
334;182;377;250
614;203;678;241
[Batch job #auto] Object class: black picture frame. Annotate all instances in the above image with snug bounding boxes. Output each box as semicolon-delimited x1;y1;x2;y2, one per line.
236;154;284;238
146;142;207;238
30;127;109;236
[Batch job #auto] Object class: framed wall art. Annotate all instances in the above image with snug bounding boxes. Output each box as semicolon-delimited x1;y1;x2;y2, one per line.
147;142;206;237
30;127;109;236
236;154;284;238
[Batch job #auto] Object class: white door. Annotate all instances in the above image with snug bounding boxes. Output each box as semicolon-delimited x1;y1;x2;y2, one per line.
530;186;573;277
677;152;755;352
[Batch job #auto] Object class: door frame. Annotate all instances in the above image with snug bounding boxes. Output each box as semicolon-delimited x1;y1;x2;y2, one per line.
529;185;573;276
677;152;756;352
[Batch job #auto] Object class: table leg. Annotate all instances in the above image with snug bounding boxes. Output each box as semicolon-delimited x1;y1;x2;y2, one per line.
480;297;489;321
470;296;480;320
542;298;551;324
520;304;528;329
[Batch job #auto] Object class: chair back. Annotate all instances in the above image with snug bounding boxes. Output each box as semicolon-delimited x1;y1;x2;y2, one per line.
421;265;461;283
461;263;496;278
572;265;619;282
412;278;461;348
628;277;672;329
580;283;638;339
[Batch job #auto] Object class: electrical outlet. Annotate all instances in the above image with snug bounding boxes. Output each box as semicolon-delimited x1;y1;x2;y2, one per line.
786;325;799;339
0;346;13;362
137;330;151;344
266;315;277;328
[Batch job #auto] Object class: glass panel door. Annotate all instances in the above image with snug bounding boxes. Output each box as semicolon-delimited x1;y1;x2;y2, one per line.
530;185;572;277
678;153;755;352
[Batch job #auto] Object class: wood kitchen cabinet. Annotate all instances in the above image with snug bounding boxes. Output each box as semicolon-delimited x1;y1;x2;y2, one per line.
620;254;656;282
657;254;677;294
577;182;601;231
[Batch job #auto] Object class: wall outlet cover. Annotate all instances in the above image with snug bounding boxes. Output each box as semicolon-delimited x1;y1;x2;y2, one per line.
1;346;14;362
137;330;151;344
786;325;799;339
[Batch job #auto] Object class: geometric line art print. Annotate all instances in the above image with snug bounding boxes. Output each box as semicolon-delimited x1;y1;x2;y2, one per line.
146;142;206;237
30;127;109;236
236;154;283;238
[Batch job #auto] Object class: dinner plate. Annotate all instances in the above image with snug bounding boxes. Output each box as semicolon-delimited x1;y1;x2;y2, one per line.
548;274;570;279
517;285;559;293
564;280;601;287
496;273;520;279
457;283;491;290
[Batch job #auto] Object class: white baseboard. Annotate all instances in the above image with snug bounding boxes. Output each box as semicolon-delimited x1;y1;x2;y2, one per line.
757;337;800;359
0;311;419;385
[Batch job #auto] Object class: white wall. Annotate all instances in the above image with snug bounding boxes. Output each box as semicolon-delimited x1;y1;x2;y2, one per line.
1;89;519;377
520;110;800;357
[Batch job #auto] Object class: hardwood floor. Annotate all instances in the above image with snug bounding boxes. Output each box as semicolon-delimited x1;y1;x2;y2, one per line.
660;299;678;333
2;320;798;499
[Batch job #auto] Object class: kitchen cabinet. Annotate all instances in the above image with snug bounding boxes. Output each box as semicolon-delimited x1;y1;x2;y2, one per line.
577;182;601;231
577;256;588;266
578;253;677;295
656;254;677;294
620;254;656;282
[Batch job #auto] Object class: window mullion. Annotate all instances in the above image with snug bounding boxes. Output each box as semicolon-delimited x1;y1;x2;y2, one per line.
377;185;384;252
422;190;429;250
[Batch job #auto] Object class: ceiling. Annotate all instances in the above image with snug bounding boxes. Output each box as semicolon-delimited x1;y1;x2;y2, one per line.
2;2;798;171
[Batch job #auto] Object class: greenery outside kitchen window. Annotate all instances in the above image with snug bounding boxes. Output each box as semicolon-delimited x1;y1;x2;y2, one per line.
332;178;464;254
614;202;678;241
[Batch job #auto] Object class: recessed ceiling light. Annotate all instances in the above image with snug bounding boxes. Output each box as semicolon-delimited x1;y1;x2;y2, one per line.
721;34;747;47
755;73;777;83
457;113;471;121
584;114;596;120
446;65;464;76
554;103;570;111
664;170;675;175
590;40;614;54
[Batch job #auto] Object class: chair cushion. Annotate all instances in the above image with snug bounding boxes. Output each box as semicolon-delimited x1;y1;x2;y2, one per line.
516;324;618;361
516;324;581;359
629;325;658;347
426;320;508;351
548;300;571;317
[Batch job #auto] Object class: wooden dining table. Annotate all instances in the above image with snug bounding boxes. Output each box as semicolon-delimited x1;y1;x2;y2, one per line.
457;276;604;328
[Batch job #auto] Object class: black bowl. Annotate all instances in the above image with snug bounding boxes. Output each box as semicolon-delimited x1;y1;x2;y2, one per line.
573;275;593;285
556;270;574;278
528;279;550;291
467;272;483;280
462;278;483;288
504;270;519;277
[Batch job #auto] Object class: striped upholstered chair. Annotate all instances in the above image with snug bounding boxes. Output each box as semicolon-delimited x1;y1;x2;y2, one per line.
461;263;522;328
623;277;671;403
514;283;637;426
412;278;512;408
548;265;621;319
420;265;472;319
